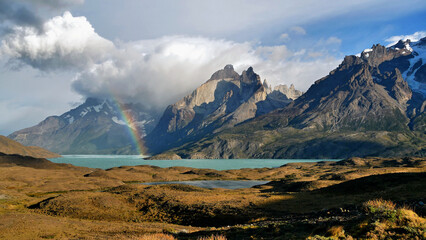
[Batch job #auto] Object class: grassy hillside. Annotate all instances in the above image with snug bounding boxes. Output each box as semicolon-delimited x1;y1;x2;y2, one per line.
0;135;61;158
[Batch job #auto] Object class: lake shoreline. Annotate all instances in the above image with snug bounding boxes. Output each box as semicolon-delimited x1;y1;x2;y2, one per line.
50;155;339;170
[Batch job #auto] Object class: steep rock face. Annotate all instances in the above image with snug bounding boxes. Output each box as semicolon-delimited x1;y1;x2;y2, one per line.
154;38;426;159
9;98;159;154
146;65;296;154
285;55;413;131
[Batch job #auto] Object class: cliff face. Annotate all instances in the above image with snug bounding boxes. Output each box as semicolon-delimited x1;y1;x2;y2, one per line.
146;65;298;154
152;39;426;159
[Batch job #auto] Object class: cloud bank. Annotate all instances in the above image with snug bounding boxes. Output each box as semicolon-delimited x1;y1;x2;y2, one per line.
385;31;426;46
1;11;340;110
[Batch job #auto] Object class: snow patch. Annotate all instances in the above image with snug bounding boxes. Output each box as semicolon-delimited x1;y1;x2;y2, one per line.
363;48;373;53
93;104;102;112
80;110;88;117
404;43;413;52
401;42;426;96
112;116;126;125
68;116;74;124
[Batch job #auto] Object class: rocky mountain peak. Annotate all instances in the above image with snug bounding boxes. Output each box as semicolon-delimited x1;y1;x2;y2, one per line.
340;55;365;69
392;39;411;50
146;66;298;154
262;79;271;93
209;64;239;81
240;66;261;85
224;64;234;70
360;42;412;67
273;84;302;100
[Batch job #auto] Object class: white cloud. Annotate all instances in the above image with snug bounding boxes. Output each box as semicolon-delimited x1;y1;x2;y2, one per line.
71;36;340;109
1;11;341;111
290;26;306;35
325;36;342;45
1;11;114;70
279;33;290;41
385;31;426;46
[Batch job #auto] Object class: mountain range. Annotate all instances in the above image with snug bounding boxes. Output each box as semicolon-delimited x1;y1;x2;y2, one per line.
9;66;299;155
150;38;426;159
8;37;426;158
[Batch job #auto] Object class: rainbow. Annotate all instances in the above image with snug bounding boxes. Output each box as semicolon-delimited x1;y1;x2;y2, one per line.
111;98;146;156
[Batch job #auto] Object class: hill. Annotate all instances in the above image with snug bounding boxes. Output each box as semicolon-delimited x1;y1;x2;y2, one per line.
0;135;61;158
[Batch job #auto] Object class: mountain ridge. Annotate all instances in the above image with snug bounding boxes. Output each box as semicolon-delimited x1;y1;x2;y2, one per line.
149;38;426;159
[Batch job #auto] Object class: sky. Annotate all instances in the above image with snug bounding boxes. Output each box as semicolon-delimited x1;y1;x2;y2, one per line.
0;0;425;135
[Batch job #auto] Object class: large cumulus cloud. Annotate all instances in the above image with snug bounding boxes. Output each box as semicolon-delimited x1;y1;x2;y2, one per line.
1;11;114;70
1;11;340;110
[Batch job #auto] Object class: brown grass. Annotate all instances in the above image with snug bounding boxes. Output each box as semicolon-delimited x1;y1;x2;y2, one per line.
364;198;396;213
0;155;424;239
326;225;345;238
138;233;176;240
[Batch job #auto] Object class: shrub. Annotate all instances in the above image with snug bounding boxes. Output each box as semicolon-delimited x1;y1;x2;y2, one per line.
364;198;397;222
326;226;345;238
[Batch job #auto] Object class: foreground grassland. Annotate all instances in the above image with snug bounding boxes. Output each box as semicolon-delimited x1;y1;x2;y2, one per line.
0;154;425;239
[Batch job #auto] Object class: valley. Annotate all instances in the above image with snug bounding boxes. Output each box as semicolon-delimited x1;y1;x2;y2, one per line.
0;153;424;239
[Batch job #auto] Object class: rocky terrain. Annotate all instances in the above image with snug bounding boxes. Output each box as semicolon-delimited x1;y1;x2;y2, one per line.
8;98;159;154
0;154;424;239
146;65;301;154
0;135;60;158
152;38;426;159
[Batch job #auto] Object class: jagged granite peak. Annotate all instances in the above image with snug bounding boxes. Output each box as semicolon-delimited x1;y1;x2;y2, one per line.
274;84;302;100
9;98;160;154
145;66;297;154
209;64;240;81
360;42;411;67
152;37;426;159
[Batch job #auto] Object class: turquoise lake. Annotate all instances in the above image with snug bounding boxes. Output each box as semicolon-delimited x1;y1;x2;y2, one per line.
49;155;339;170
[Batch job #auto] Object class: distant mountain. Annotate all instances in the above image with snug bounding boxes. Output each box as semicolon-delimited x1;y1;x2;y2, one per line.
0;135;60;158
145;65;301;154
151;38;426;159
9;98;159;154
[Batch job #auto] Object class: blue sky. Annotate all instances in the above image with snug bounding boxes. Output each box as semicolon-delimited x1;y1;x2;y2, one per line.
0;0;425;135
